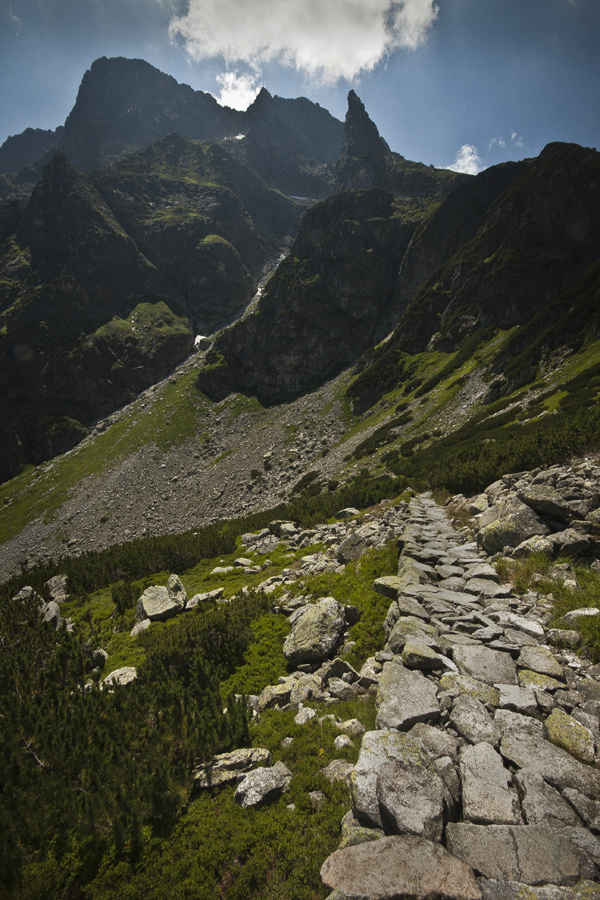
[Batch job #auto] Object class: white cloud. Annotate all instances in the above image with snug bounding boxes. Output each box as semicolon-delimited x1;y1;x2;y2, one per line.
169;0;438;83
9;5;23;31
214;71;261;109
511;130;523;148
488;136;506;150
446;144;482;175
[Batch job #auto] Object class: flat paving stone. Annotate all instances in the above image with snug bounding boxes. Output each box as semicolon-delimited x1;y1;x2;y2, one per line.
350;730;429;829
453;644;518;686
496;683;538;714
440;672;501;706
518;645;565;680
460;742;522;825
321;834;483;900
450;695;501;747
446;823;595;885
376;662;440;730
500;731;600;799
376;758;448;841
515;769;583;828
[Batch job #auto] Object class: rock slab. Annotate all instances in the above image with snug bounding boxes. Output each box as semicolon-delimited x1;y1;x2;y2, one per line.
320;834;482;900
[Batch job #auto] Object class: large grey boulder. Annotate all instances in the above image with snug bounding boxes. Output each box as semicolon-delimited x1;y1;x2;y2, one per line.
103;666;137;687
258;679;294;712
517;484;574;520
514;769;583;828
453;645;518;686
234;761;292;808
45;575;69;603
282;597;346;664
459;742;522;825
320;835;482;900
351;730;429;828
41;600;63;629
193;747;271;788
135;585;181;622
478;496;549;554
13;585;42;603
130;619;151;637
167;573;187;607
446;823;594;885
376;758;450;841
500;731;600;799
376;662;440;730
549;529;593;558
186;587;225;608
450;695;500;748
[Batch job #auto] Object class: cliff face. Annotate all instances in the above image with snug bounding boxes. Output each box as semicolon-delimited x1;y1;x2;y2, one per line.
55;57;241;171
196;189;423;403
0;135;303;482
229;88;344;199
391;141;600;353
348;141;600;411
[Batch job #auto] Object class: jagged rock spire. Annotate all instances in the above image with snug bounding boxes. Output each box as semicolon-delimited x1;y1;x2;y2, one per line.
343;90;390;160
335;90;390;191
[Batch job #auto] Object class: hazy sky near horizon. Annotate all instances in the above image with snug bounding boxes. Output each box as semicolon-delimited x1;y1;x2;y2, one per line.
1;0;598;173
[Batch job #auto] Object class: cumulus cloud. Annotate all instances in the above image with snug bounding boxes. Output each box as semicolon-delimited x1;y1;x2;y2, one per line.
488;136;506;150
446;144;482;175
169;0;438;83
214;71;261;109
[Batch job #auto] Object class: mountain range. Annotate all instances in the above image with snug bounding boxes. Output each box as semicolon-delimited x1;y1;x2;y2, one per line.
2;55;600;900
0;56;599;573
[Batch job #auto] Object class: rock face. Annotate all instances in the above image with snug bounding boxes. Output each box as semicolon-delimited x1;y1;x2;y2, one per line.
347;141;600;412
282;597;346;664
320;835;482;900
196;91;469;408
0;133;301;481
196;187;418;404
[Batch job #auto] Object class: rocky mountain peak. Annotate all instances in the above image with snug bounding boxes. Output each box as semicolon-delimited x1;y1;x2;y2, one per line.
335;91;465;198
343;90;390;160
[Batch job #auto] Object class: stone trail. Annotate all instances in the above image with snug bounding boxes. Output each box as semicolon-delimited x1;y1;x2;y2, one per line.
194;489;600;899
319;494;600;900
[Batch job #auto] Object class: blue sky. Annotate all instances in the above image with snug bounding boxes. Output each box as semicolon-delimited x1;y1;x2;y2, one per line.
1;0;598;173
